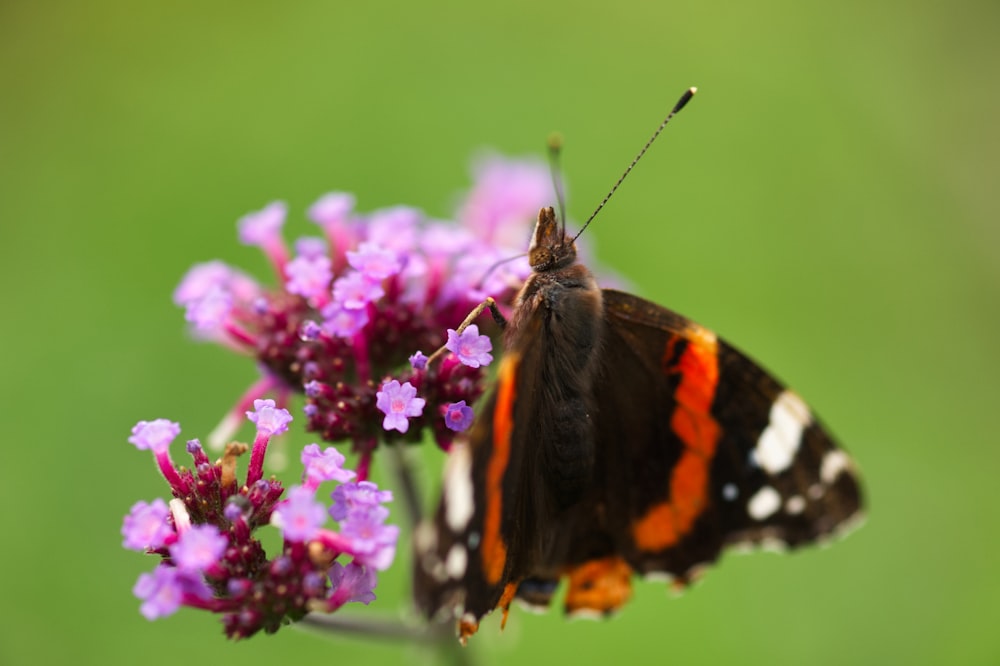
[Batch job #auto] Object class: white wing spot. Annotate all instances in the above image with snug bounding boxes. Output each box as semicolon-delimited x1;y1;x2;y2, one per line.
785;495;806;515
752;390;812;474
748;486;782;520
722;483;739;501
445;544;468;579
444;444;475;531
821;450;851;484
413;521;437;554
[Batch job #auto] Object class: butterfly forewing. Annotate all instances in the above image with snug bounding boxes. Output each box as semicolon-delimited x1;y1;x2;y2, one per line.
596;289;862;580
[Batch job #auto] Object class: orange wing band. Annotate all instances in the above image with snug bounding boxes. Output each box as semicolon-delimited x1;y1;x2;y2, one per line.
633;330;720;551
481;356;519;585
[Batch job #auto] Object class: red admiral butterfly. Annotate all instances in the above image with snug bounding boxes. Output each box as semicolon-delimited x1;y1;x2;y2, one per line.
413;88;864;642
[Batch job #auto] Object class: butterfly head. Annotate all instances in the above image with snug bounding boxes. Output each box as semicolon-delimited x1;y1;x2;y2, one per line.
528;206;576;273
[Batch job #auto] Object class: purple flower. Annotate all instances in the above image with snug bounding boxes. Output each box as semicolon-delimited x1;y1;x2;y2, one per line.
375;380;425;433
238;201;287;247
223;502;245;523
443;400;475;432
409;351;428;370
308;192;355;227
273;486;327;542
330;481;393;521
284;254;333;303
122;499;173;551
301;443;356;486
321;301;369;338
446;325;494;368
182;286;233;334
129;420;181;453
169;524;227;573
365;206;421;253
294;236;328;259
246;399;293;437
458;153;553;248
340;505;399;570
133;566;212;620
346;242;401;280
173;261;235;306
332;271;385;309
300;320;322;341
329;561;376;605
133;566;185;620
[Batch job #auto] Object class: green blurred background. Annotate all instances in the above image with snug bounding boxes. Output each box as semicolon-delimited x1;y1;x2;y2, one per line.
2;1;997;664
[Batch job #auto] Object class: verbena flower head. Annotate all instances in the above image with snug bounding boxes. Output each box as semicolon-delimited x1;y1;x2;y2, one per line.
122;411;397;638
173;154;554;460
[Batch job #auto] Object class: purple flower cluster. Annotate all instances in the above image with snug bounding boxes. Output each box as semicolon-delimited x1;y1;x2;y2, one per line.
172;155;552;467
125;153;565;639
123;403;395;638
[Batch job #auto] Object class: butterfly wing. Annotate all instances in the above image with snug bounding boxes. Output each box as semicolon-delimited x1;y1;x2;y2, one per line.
575;289;863;597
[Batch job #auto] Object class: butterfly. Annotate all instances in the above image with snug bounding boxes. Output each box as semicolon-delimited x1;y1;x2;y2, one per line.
412;89;863;643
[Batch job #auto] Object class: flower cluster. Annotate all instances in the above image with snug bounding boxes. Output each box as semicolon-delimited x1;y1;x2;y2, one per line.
125;153;558;637
123;404;396;638
172;155;553;468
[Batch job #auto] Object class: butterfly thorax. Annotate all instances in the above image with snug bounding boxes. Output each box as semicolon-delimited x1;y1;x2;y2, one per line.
501;207;606;517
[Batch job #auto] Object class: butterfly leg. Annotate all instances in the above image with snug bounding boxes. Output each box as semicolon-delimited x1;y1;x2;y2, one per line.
425;297;508;367
455;296;507;331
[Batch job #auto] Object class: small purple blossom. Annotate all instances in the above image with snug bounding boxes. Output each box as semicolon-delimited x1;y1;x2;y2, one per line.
365;206;421;253
340;505;399;570
321;301;370;338
329;561;377;605
330;481;394;521
446;325;494;368
246;399;293;437
375;380;425;433
295;236;329;259
300;319;322;341
133;566;185;620
129;420;181;453
284;253;333;302
303;380;323;398
223;502;245;523
458;153;553;248
169;524;227;573
183;286;233;334
238;201;287;247
444;400;475;432
409;351;428;369
173;261;235;306
332;271;385;309
272;486;327;542
301;443;356;486
122;499;173;551
133;566;213;621
308;192;355;227
346;242;401;280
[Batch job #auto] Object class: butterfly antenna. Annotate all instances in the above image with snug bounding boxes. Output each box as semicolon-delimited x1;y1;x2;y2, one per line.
474;252;528;291
572;86;697;242
547;132;568;239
